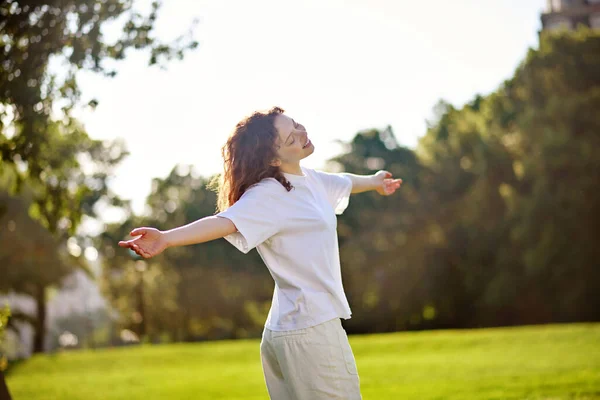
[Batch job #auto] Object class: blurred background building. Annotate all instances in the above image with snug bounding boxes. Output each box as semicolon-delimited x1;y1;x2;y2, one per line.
0;270;106;358
542;0;600;31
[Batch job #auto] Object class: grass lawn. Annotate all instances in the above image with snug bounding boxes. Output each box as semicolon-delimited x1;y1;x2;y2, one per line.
6;323;600;399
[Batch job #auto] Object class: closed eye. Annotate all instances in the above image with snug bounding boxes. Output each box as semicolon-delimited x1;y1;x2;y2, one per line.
288;119;300;145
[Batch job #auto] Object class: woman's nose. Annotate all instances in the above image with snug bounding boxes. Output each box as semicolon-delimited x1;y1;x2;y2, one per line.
297;132;307;144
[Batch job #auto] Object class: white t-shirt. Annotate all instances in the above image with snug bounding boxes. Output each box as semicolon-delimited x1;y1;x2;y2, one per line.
216;166;353;331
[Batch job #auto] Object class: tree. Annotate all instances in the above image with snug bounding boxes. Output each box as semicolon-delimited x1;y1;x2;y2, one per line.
0;182;75;353
488;27;600;322
331;28;600;333
98;165;273;342
92;28;600;341
1;0;197;180
413;27;600;328
329;127;435;332
0;0;198;353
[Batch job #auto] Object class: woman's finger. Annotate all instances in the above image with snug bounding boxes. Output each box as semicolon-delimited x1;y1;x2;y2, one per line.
130;228;147;237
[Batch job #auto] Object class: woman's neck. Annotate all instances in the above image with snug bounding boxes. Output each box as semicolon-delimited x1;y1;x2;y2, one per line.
279;163;303;176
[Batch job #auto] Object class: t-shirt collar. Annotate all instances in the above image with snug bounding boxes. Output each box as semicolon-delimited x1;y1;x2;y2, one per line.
282;168;307;185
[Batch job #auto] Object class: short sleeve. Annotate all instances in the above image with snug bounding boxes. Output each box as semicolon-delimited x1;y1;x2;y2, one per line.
313;170;353;215
216;186;280;254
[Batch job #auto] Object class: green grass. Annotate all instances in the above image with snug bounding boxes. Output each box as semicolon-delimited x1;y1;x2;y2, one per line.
6;323;600;400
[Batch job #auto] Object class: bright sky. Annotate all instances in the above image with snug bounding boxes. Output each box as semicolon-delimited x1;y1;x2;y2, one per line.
74;0;547;220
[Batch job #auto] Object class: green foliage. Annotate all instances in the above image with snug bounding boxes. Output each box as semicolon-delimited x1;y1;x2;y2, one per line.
0;0;197;238
97;166;272;342
4;18;598;355
0;306;9;339
5;324;600;399
96;28;600;340
0;0;198;354
320;28;600;333
0;0;198;171
0;305;9;372
0;188;71;292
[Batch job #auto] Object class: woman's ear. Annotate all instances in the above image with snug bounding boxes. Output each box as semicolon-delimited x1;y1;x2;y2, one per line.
270;159;281;167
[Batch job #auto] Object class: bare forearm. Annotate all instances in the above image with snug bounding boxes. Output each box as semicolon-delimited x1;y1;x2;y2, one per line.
164;216;236;248
341;173;377;194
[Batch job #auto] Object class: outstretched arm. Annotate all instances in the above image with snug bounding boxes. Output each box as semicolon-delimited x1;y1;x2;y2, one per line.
118;216;237;259
342;170;402;195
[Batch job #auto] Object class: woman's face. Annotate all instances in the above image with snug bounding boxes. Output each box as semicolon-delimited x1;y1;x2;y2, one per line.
272;114;314;167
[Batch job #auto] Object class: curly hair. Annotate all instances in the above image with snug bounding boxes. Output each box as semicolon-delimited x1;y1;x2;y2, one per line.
211;106;293;212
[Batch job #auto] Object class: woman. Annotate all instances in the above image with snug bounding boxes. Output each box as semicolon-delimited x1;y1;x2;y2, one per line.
118;106;402;399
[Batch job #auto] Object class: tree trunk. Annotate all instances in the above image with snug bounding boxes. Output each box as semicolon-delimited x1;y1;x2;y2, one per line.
137;272;146;339
33;283;46;354
0;370;12;400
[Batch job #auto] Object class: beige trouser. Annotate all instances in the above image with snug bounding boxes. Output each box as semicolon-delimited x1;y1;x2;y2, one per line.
260;318;362;400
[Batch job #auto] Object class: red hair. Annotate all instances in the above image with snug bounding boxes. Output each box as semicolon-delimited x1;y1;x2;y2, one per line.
211;106;293;212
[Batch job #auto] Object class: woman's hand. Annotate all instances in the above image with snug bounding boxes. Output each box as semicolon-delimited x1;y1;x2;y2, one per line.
118;227;169;259
374;170;402;196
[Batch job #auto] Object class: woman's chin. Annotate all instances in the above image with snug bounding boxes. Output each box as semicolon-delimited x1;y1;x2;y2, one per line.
303;145;315;158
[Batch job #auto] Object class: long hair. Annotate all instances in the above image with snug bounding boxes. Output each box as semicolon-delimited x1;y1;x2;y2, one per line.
210;106;293;212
